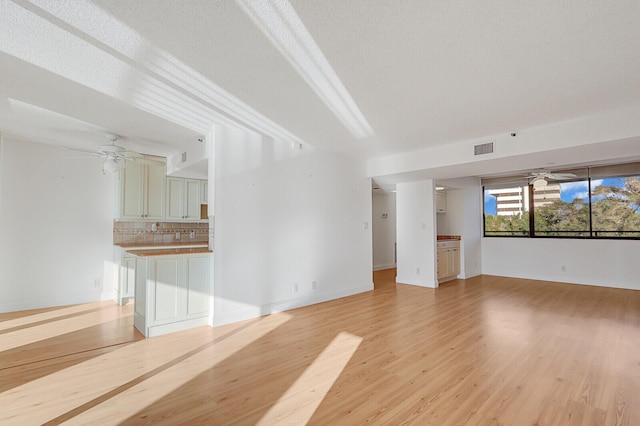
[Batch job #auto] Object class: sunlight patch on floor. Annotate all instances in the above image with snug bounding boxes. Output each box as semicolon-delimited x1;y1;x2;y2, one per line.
0;301;113;331
257;331;363;425
0;305;129;352
0;313;291;425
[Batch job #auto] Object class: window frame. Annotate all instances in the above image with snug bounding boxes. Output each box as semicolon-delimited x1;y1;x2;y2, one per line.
483;174;640;240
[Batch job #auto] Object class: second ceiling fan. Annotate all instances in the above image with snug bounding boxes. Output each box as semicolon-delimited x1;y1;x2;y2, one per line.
65;134;165;174
527;170;577;189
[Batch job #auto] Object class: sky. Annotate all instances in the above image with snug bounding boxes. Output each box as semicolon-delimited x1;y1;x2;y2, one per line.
560;179;604;202
484;192;497;215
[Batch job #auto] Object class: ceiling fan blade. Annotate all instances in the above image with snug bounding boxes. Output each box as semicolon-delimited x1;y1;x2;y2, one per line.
126;156;166;165
63;155;103;159
122;151;166;165
124;150;165;159
498;177;529;184
548;173;577;180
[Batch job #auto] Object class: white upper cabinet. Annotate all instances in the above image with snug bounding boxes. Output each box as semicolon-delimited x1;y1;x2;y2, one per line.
146;163;166;219
117;161;166;220
116;161;208;221
436;191;447;214
166;177;205;221
185;179;201;220
201;181;208;204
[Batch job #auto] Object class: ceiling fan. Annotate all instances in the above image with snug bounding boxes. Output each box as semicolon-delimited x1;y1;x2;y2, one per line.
63;134;165;174
528;170;577;189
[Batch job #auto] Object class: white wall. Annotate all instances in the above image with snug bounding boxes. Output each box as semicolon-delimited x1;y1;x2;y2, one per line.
482;238;640;290
372;192;396;271
166;136;210;179
368;105;640;181
0;137;115;311
212;125;373;325
396;180;437;287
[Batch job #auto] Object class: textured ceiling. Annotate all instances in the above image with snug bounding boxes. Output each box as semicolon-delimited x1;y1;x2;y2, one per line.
1;0;639;164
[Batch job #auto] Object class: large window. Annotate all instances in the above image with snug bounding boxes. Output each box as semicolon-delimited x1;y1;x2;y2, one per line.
533;180;590;237
591;176;640;237
484;186;530;236
483;166;640;239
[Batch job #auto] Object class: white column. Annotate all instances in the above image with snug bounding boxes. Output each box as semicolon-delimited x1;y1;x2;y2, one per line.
396;179;438;288
206;125;216;326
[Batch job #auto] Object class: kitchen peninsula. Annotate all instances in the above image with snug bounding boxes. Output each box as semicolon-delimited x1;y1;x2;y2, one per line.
132;248;212;338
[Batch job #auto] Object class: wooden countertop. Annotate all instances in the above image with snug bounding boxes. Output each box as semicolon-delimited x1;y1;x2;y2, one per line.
437;235;461;240
117;241;207;249
126;247;213;257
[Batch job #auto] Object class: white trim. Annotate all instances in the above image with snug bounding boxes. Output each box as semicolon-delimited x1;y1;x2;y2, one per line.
395;276;438;289
144;316;210;338
212;283;373;327
8;1;302;143
235;0;374;139
458;272;481;280
373;263;396;271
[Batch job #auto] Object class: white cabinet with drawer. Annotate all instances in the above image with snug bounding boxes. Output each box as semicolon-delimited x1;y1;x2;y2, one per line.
437;240;460;282
113;246;136;305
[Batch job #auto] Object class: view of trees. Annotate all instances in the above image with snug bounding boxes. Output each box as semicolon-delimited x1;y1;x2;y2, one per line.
534;197;590;236
484;213;529;236
485;176;640;238
591;176;640;236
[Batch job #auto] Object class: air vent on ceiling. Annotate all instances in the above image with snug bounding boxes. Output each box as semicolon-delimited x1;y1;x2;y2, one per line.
181;152;187;163
474;142;494;156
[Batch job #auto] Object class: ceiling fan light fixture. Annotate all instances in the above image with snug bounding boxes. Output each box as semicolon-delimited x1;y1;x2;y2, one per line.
532;177;548;189
103;157;126;173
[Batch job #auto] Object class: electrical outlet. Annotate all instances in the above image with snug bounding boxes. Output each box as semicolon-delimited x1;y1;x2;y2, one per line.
416;268;420;275
312;280;317;290
94;278;102;288
293;283;299;293
561;265;566;272
190;231;195;239
175;232;181;239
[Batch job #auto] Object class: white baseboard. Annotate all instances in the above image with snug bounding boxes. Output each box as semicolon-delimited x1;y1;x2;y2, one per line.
395;275;437;288
373;263;396;271
212;282;374;327
458;271;481;280
145;316;210;338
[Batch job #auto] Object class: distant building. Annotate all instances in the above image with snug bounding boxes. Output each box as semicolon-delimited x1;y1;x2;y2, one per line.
488;183;560;216
532;183;561;207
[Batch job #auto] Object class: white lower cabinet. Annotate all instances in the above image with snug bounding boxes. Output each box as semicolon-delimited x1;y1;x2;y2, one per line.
113;247;136;305
437;240;460;282
134;253;211;337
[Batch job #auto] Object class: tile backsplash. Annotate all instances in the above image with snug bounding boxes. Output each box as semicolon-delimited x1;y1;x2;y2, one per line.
113;221;209;245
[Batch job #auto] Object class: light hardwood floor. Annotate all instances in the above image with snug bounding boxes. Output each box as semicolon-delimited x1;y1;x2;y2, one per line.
1;271;639;425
